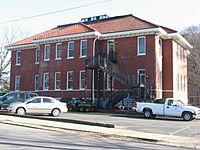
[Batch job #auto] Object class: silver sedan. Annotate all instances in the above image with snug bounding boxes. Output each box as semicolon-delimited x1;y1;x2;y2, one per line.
7;96;68;117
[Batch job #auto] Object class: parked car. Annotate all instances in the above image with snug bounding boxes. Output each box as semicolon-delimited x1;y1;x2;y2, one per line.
0;91;38;110
136;98;200;121
7;96;68;117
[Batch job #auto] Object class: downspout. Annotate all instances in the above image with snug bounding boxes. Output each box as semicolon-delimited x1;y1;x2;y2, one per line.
91;34;101;102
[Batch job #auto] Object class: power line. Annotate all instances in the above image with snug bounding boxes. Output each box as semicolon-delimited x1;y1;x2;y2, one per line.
0;0;112;25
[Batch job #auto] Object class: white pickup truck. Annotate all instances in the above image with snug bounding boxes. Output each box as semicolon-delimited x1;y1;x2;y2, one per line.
136;98;200;121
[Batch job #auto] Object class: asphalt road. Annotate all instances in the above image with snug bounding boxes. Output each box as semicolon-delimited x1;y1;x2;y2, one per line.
43;112;200;138
0;123;190;150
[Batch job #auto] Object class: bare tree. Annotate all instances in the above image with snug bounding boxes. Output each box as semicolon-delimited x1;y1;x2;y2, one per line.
182;25;200;88
0;25;29;91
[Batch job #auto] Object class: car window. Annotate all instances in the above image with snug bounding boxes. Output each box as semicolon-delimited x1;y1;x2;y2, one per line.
43;98;54;103
29;98;41;103
19;93;26;100
168;100;178;106
5;93;17;101
153;99;165;104
30;93;38;98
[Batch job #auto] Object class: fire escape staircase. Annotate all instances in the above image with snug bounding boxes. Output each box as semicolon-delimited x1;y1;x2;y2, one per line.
86;55;137;89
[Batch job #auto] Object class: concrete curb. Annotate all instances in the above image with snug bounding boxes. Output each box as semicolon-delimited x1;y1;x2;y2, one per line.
0;112;115;128
0;114;200;149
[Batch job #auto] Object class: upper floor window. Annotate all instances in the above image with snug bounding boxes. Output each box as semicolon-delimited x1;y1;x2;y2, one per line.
34;75;39;91
35;49;40;64
137;36;146;56
15;76;20;91
67;41;74;59
43;73;49;90
79;70;85;90
16;51;21;65
55;43;62;60
44;45;50;61
80;40;87;57
107;40;116;61
54;72;61;90
67;71;73;90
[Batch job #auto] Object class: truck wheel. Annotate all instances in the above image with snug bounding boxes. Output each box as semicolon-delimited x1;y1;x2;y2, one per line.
144;109;153;119
182;112;193;121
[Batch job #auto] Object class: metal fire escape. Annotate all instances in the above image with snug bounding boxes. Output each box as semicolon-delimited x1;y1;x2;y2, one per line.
85;54;141;109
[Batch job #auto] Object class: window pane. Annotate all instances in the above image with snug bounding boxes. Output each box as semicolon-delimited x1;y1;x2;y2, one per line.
67;72;73;89
68;42;74;58
56;43;62;59
137;37;146;55
55;72;61;90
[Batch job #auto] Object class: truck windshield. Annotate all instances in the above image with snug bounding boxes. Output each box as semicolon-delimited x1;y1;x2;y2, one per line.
177;100;186;106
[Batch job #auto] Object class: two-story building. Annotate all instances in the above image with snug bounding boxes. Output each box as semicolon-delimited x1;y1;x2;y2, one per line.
6;14;192;105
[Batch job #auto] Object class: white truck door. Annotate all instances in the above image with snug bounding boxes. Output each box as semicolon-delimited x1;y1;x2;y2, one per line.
164;100;182;117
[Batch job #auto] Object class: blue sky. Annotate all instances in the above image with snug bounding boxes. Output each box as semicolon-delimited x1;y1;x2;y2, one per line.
0;0;200;36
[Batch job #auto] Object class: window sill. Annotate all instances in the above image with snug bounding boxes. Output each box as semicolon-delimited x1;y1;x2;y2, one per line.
55;58;61;61
15;64;21;66
44;59;50;62
137;54;146;56
67;57;74;60
35;62;39;64
80;56;87;58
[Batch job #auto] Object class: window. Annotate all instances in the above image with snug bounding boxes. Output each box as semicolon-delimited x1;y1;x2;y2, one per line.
107;75;114;90
43;73;49;90
160;71;162;89
34;75;39;91
43;98;54;103
19;93;26;101
16;51;21;65
180;74;183;91
67;71;73;90
177;73;179;91
79;70;85;90
67;41;74;59
80;40;87;57
176;43;179;60
55;72;61;90
15;76;20;91
35;49;40;63
55;43;62;60
137;36;146;55
29;98;41;103
159;39;162;57
107;40;115;61
44;45;50;61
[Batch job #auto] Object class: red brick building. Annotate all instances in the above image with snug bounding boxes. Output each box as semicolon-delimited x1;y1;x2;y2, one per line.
6;14;192;105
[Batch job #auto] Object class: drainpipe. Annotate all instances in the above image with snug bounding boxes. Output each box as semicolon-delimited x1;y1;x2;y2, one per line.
91;33;101;102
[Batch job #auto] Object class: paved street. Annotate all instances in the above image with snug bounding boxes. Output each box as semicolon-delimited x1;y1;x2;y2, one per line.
0;122;191;150
39;112;200;138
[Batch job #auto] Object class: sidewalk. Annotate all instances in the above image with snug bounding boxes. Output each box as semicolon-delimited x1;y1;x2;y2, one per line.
0;114;199;149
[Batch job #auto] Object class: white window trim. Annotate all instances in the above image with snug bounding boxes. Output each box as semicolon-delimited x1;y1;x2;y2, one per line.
35;49;40;64
43;73;49;91
137;36;146;56
44;44;50;61
67;71;73;90
67;41;74;59
55;43;62;60
16;51;21;66
79;70;85;90
80;40;87;58
15;75;20;91
34;75;39;91
54;72;61;90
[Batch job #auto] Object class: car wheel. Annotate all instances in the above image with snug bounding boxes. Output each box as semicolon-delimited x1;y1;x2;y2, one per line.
144;109;153;119
79;107;85;112
16;107;26;115
182;112;192;121
51;108;60;117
